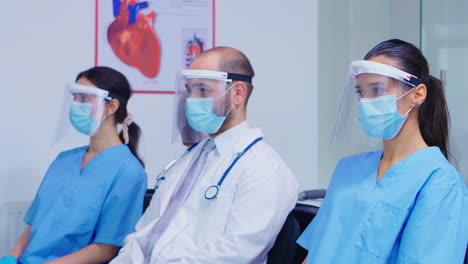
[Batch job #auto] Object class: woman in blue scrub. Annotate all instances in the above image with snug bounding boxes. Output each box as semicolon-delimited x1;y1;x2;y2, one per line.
298;39;468;263
0;67;147;264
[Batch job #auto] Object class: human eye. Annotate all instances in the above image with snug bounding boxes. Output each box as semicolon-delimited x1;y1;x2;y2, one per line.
373;86;386;97
354;86;364;98
73;94;85;103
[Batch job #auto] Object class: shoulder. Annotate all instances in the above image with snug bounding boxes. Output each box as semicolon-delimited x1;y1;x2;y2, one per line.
336;149;382;170
237;139;297;189
115;146;146;177
246;139;290;170
327;150;381;188
421;150;465;193
56;145;88;159
48;146;87;167
98;145;147;182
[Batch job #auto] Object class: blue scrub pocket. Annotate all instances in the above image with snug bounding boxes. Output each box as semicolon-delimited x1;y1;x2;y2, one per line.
61;187;100;235
354;200;409;262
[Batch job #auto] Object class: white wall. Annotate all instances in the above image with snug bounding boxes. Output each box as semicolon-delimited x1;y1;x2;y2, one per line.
1;1;98;203
0;0;319;204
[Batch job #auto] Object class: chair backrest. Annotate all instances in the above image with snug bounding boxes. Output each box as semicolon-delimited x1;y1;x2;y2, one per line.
143;189;155;213
464;244;467;264
267;212;301;264
293;189;326;263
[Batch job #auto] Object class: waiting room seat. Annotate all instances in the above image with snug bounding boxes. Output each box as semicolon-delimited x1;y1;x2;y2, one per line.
293;189;326;264
143;188;155;212
267;212;301;264
465;245;467;264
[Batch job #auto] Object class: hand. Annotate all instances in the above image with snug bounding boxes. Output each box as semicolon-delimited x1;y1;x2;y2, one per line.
0;256;18;264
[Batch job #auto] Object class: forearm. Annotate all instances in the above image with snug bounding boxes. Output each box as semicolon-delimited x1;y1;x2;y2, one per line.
8;225;31;258
43;243;119;264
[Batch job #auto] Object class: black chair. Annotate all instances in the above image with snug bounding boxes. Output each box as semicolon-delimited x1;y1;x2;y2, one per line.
293;189;327;264
267;189;326;264
464;244;468;264
267;212;301;264
143;188;155;212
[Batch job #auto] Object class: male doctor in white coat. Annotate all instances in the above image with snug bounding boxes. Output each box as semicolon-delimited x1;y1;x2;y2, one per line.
111;46;299;264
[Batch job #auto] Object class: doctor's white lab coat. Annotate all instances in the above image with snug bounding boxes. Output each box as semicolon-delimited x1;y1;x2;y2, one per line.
111;122;299;264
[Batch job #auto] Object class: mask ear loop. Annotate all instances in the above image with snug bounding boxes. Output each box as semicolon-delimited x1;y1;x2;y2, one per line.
213;82;236;100
396;87;416;101
101;97;115;121
396;87;416;117
213;83;236;117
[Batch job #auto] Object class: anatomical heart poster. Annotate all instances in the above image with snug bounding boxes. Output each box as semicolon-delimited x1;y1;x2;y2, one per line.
95;0;215;93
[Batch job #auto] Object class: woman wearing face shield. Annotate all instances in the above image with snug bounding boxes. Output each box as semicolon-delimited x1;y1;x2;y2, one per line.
0;67;147;264
298;39;468;263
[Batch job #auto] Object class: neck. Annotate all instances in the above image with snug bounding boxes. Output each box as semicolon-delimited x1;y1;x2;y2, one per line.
88;119;122;153
382;119;428;164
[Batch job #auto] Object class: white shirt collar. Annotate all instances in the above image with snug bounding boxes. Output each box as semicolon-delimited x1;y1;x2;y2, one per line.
211;121;263;157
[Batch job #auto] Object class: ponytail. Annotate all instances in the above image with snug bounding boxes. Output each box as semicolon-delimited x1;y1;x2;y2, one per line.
119;122;144;167
418;76;450;158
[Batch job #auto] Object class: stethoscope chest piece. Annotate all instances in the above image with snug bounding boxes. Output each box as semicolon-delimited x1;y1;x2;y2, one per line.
204;185;219;200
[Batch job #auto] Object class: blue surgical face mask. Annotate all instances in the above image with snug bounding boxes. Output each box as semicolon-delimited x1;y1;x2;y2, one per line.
185;86;234;134
357;88;414;140
69;102;101;136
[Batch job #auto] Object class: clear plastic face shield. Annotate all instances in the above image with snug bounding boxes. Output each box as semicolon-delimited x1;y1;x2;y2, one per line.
172;69;252;145
53;83;111;146
332;60;422;146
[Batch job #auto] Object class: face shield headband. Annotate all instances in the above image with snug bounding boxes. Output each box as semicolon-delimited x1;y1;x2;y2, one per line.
351;60;422;87
180;69;253;84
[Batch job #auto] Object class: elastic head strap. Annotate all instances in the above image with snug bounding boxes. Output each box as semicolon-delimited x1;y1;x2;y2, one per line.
227;73;252;84
107;92;129;106
181;69;253;84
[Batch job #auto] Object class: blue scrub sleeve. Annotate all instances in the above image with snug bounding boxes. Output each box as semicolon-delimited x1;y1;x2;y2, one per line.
23;156;60;225
23;195;40;225
92;168;147;247
397;184;468;263
0;255;18;264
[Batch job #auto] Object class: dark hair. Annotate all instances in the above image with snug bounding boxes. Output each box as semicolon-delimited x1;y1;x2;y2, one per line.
76;66;144;166
364;39;450;158
204;47;255;106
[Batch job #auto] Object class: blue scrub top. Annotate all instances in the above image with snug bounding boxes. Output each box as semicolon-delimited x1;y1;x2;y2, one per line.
19;144;147;264
297;147;468;264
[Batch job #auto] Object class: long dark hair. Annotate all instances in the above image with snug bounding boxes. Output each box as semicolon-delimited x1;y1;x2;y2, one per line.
364;39;450;158
76;66;144;166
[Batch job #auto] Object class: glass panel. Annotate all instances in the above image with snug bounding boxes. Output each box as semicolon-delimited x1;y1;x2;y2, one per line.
421;0;468;184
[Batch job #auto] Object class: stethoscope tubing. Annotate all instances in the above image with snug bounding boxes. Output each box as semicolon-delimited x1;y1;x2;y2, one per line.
155;137;264;200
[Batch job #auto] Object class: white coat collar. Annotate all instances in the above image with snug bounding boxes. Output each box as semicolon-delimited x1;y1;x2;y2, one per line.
211;121;264;157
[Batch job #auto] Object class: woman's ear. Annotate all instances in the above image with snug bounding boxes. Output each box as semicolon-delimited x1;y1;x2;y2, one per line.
412;84;427;107
231;81;247;106
106;98;120;115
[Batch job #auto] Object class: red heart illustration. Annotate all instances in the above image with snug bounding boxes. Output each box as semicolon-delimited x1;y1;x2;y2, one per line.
107;0;161;78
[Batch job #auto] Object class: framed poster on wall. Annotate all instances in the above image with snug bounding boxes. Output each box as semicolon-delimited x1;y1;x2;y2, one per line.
95;0;215;93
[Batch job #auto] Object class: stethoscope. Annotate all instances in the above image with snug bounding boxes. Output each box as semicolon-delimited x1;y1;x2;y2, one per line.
154;136;263;200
